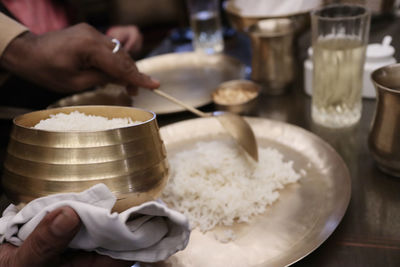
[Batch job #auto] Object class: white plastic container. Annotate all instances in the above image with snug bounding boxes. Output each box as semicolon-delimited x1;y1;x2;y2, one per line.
363;36;396;98
303;36;397;98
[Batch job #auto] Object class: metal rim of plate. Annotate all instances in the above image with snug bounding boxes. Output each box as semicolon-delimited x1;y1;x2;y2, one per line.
147;117;351;267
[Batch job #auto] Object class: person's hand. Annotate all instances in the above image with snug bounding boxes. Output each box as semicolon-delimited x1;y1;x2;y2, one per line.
0;23;159;94
106;25;143;55
0;206;133;267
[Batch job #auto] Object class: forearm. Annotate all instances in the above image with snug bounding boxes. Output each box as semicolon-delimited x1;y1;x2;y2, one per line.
0;21;159;94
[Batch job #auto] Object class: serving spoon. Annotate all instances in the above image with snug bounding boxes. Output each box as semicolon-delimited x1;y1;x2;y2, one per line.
152;89;258;161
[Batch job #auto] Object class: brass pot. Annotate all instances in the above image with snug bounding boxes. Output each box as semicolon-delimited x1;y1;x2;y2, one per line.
247;19;295;95
369;64;400;177
2;106;169;211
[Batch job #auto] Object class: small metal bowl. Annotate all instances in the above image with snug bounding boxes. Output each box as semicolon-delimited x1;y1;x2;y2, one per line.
211;80;260;115
2;105;169;212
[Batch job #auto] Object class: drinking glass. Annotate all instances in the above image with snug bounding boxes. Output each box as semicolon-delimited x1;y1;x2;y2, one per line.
186;0;224;54
311;4;370;128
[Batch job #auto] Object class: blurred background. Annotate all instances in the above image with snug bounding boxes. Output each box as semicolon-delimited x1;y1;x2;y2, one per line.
69;0;400;57
69;0;188;57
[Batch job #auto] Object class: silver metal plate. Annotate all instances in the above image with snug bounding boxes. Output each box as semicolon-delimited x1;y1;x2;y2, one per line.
132;52;246;114
144;117;351;267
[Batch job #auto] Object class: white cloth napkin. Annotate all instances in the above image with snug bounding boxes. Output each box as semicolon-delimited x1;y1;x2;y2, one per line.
0;184;190;263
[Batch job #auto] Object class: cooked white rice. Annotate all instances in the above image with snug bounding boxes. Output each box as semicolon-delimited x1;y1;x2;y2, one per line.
33;111;141;131
162;139;301;233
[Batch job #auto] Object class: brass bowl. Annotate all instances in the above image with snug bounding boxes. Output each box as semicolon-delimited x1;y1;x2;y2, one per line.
211;80;260;115
2;106;168;212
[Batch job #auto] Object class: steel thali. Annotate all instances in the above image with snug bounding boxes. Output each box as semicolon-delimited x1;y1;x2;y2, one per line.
140;117;350;267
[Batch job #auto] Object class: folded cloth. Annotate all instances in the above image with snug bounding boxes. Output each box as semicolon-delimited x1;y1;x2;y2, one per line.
0;183;190;263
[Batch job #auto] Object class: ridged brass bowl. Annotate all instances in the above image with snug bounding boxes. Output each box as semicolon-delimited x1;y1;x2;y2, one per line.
2;106;169;212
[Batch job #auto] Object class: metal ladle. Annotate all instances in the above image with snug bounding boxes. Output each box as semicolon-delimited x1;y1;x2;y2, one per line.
152;89;258;161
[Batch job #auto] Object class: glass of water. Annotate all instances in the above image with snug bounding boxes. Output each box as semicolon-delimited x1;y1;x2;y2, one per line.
311;4;370;128
186;0;224;54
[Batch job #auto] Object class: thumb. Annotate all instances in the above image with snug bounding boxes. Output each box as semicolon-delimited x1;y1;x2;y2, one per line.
15;207;81;267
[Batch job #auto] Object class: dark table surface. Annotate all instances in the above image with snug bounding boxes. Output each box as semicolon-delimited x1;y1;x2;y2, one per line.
1;11;400;267
147;13;400;267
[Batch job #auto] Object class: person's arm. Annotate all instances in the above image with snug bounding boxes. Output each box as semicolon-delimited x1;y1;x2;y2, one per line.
0;20;159;93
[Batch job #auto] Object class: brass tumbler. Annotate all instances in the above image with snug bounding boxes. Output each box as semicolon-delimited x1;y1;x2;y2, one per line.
247;19;295;95
369;64;400;177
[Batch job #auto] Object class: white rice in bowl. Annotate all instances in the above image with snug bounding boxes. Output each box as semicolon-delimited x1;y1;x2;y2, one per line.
162;139;302;236
33;111;141;131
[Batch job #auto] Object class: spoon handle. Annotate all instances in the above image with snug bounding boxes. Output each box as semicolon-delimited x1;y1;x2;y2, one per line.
152;89;209;117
